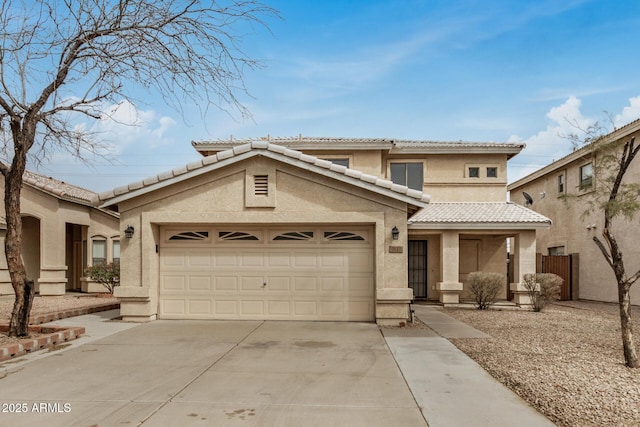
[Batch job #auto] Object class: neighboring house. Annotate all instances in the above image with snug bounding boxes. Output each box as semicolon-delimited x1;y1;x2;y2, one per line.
96;136;550;325
508;119;640;304
0;171;120;296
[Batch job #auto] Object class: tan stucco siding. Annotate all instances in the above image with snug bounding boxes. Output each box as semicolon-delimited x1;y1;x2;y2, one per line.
509;149;640;304
0;177;119;295
117;156;412;320
301;149;383;177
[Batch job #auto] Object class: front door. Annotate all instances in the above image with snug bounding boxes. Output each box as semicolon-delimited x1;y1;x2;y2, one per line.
408;240;428;298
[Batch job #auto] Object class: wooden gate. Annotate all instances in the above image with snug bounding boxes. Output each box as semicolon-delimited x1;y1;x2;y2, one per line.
538;254;575;300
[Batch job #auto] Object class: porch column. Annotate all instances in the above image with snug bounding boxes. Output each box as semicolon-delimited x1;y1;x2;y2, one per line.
38;218;67;296
510;230;537;306
436;230;463;304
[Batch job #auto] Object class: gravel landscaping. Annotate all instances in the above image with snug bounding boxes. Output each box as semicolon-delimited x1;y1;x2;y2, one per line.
442;301;640;427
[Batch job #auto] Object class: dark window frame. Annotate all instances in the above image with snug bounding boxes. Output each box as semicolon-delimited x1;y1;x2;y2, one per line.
579;163;593;190
390;162;424;191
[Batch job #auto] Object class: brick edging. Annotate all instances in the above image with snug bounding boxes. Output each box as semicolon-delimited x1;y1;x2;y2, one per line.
28;302;120;325
0;325;85;362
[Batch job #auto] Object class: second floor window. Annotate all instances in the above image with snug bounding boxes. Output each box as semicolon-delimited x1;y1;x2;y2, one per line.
579;163;593;190
390;162;423;191
558;174;565;193
327;158;349;167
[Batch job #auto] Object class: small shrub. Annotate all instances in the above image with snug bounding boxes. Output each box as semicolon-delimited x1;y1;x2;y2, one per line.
85;262;120;294
468;271;503;310
523;273;562;312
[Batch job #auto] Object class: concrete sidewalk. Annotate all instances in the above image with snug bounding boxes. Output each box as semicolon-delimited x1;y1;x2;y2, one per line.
383;305;555;427
0;309;139;376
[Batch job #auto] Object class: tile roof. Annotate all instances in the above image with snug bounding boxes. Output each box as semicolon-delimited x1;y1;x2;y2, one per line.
96;141;431;207
192;136;525;156
193;136;395;147
23;170;97;205
508;118;640;189
408;202;551;229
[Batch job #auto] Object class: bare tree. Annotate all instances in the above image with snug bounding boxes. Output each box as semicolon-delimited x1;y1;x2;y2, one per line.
566;119;640;368
0;0;276;336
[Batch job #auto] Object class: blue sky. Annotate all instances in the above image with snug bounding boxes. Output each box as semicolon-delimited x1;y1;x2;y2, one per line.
33;0;640;193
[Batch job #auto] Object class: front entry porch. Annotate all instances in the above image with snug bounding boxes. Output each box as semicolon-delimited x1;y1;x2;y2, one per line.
407;202;551;306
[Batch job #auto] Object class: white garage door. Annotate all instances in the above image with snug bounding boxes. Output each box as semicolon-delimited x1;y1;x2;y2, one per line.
159;227;374;321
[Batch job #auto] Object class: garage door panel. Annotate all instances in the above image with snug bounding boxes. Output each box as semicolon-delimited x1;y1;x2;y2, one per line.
162;252;186;268
320;301;345;316
162;275;185;291
293;277;317;292
241;300;264;315
215;254;238;268
189;299;212;315
162;299;185;315
267;252;291;268
349;300;373;318
241;253;264;268
267;300;291;316
266;276;291;292
348;276;374;294
214;276;238;291
189;252;212;267
294;254;317;268
320;277;345;292
320;254;345;268
215;300;237;315
188;275;212;291
294;300;318;316
241;276;265;291
348;251;374;271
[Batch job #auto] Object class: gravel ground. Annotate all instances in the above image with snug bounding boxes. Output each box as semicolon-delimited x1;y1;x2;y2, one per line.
0;294;118;344
442;301;640;427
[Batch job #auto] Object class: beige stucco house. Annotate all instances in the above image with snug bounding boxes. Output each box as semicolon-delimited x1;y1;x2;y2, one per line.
0;171;120;296
97;136;550;325
508;119;640;304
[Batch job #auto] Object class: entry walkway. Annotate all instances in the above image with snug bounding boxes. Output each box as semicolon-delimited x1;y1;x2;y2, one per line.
382;305;555;427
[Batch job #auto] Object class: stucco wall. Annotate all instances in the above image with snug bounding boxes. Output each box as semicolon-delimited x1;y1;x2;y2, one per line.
116;156;413;321
510;146;640;304
0;181;119;295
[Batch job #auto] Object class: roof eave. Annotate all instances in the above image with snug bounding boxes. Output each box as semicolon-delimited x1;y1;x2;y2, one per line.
408;221;551;230
509;118;640;190
99;147;430;210
389;146;525;157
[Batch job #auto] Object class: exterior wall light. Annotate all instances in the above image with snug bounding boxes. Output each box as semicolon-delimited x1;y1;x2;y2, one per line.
391;226;399;240
124;225;135;239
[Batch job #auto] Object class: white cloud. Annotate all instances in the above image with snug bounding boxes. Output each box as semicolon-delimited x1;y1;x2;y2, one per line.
508;96;595;182
509;94;640;183
89;100;178;154
615;96;640;127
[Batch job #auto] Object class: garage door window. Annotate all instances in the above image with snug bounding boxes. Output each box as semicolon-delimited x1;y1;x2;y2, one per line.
273;231;314;241
169;231;209;241
324;231;365;241
218;231;260;241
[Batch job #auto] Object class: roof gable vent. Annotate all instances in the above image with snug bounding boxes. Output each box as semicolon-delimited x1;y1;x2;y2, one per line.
254;175;268;196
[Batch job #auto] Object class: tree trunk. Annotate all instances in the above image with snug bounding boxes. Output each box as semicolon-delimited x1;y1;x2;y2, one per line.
619;284;640;368
5;134;34;337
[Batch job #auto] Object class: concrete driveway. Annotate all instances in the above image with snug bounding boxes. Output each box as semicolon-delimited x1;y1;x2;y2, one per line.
0;320;426;426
